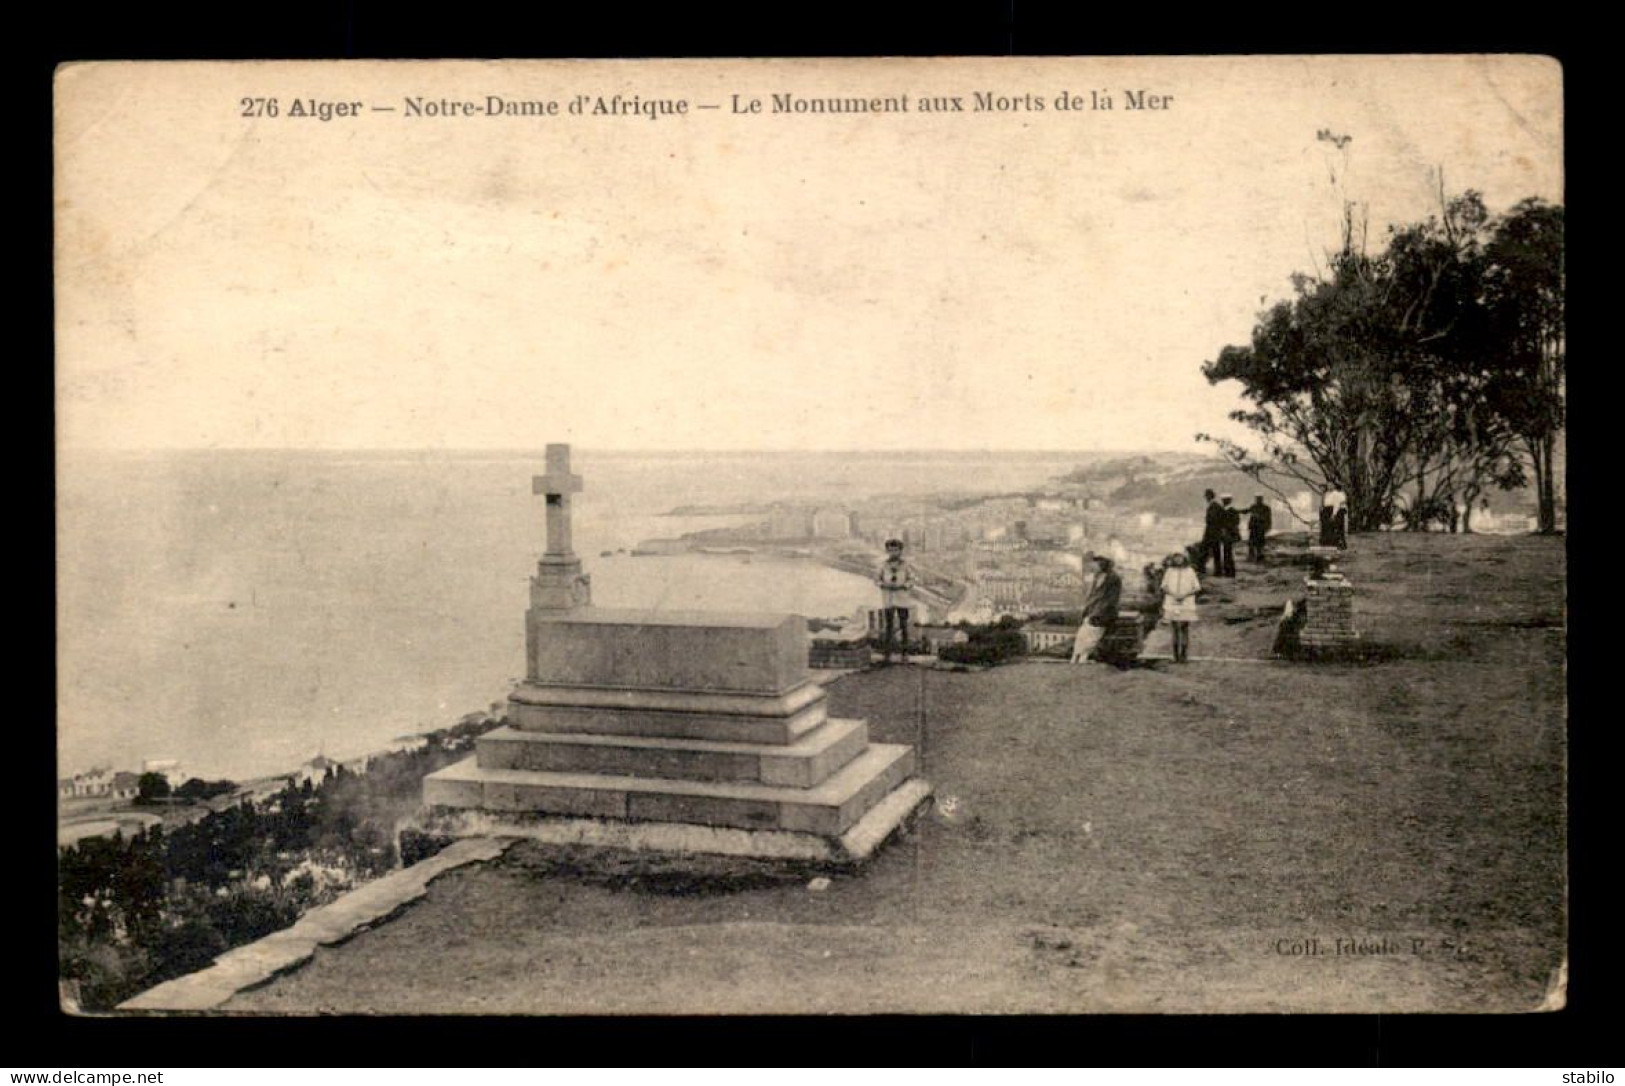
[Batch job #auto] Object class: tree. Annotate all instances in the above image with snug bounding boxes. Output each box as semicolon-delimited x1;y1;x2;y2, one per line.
1481;199;1565;532
1201;211;1430;532
136;772;171;803
1202;191;1555;532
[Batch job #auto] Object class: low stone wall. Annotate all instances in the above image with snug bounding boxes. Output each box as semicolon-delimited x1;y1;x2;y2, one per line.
810;634;870;669
1094;611;1145;663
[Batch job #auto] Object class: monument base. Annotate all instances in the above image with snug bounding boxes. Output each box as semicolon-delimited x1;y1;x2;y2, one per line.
411;777;933;867
425;741;917;834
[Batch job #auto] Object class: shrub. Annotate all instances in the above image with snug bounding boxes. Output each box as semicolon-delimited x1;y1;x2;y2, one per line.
939;629;1028;667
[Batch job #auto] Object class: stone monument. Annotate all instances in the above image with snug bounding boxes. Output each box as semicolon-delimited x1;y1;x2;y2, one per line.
1274;550;1361;657
1298;559;1359;651
419;445;932;864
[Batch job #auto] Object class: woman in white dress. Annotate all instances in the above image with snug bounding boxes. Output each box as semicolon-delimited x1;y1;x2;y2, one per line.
1160;551;1201;663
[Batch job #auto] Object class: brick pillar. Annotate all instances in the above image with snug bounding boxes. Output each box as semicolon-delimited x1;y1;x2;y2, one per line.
1300;572;1358;650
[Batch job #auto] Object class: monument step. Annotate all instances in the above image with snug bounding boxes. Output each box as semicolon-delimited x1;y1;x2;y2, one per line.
424;742;917;837
508;680;828;745
476;718;870;788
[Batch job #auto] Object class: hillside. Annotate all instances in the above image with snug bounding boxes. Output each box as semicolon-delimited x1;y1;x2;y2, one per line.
222;530;1565;1014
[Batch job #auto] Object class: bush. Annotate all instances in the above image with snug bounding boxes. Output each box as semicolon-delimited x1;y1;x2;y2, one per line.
939;629;1028;667
174;778;237;802
135;772;171;803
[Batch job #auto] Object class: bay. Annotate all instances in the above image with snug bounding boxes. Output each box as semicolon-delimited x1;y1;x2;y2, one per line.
56;449;1084;780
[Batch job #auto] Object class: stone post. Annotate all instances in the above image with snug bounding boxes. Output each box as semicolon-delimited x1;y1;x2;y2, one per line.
1299;568;1358;650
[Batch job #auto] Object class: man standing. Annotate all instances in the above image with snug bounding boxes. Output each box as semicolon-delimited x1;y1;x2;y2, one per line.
1200;489;1224;576
1245;495;1273;562
875;538;916;664
1070;555;1123;663
1218;494;1240;578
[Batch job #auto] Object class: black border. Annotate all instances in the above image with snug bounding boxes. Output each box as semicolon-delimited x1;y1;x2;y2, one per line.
36;11;1600;1069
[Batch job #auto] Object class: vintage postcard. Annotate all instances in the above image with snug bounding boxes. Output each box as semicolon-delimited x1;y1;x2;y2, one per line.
55;57;1564;1015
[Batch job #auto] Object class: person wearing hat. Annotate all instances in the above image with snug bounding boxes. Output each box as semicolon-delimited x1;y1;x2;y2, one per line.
1070;554;1122;664
1199;488;1224;576
1319;487;1348;548
1217;494;1240;578
1245;495;1273;562
874;538;916;664
1160;550;1201;662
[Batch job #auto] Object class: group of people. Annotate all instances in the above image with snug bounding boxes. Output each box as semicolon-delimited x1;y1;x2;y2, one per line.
1200;491;1273;577
1069;550;1202;665
871;486;1342;670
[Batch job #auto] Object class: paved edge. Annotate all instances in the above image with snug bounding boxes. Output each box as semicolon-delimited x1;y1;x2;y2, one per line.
115;837;512;1013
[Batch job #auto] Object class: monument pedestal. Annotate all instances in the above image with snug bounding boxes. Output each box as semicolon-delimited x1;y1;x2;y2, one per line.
423;608;930;865
420;446;930;866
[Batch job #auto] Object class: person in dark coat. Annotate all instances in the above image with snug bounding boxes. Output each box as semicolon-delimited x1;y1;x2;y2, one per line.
1070;555;1122;664
1138;562;1165;635
1217;494;1240;578
1245;495;1273;561
1319;488;1348;548
1200;489;1223;575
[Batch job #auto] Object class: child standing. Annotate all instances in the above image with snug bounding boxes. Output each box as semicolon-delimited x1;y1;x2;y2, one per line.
1160;551;1201;663
875;538;916;664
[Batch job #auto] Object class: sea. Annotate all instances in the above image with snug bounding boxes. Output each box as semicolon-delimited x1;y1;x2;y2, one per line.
57;449;1089;781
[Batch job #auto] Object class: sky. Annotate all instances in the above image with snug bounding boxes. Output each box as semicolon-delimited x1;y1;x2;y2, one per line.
54;56;1563;453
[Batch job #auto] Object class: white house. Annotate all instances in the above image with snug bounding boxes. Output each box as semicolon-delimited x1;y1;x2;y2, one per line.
1022;622;1078;653
70;768;114;798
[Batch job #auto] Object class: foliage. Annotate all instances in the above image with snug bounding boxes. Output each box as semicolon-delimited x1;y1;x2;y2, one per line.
136;772;171;802
173;777;238;802
1201;190;1562;534
1481;199;1565;531
939;624;1028;666
57;714;504;1011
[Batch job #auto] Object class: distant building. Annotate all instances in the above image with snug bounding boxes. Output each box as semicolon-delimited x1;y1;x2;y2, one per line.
812;507;853;539
1022;621;1078;653
769;507;815;539
947;599;996;626
67;768;114;798
914;624;969;654
110;772;142;800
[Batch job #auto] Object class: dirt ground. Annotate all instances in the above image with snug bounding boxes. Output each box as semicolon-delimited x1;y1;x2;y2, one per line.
226;532;1566;1014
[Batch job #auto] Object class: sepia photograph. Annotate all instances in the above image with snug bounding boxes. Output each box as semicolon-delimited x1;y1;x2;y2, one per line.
54;56;1564;1015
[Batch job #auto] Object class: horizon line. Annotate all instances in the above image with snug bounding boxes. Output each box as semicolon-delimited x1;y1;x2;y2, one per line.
61;445;1226;457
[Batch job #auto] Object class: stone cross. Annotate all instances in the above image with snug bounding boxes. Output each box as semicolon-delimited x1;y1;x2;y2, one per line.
533;444;584;559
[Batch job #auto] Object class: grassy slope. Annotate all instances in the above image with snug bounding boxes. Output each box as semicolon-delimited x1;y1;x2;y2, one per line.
227;532;1565;1014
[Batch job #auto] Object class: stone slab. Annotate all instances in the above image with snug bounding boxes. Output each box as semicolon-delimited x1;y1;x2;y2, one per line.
477;719;869;787
413;776;934;865
838;778;935;861
424;743;916;836
117;837;511;1013
508;680;829;744
527;607;807;695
